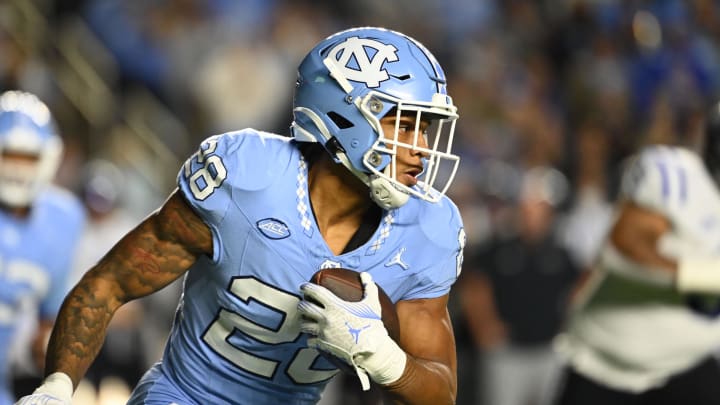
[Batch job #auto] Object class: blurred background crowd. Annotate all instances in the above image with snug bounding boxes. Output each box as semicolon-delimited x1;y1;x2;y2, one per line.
2;0;720;404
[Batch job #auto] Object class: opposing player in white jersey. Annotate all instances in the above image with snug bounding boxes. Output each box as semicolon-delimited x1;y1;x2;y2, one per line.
0;91;85;405
553;102;720;404
17;27;465;405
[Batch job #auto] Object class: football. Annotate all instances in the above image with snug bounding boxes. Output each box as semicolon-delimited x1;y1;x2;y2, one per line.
309;268;401;372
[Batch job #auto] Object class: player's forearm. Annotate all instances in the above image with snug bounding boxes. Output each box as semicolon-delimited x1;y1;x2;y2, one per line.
44;276;118;386
383;356;456;405
48;230;165;383
609;201;676;275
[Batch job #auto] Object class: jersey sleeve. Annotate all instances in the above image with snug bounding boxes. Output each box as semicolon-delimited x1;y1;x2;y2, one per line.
402;198;465;300
179;135;232;215
177;130;288;262
619;147;690;216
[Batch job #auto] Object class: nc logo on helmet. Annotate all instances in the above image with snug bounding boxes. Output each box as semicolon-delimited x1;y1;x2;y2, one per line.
328;37;398;88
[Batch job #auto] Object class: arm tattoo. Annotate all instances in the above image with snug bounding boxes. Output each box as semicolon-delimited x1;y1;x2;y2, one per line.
45;191;212;385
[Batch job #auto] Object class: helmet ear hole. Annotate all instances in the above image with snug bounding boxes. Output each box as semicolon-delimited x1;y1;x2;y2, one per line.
327;112;354;129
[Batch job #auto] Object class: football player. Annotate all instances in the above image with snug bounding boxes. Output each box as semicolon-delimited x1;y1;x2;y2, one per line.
17;27;465;405
0;91;85;404
552;102;720;404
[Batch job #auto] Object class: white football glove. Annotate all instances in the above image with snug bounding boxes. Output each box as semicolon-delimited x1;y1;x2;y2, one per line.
298;272;406;391
15;372;73;405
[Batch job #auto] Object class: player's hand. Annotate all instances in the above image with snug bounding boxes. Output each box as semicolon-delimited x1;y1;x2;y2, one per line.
15;372;73;405
298;272;406;390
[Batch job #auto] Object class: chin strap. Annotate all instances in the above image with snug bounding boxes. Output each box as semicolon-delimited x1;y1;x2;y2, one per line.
367;173;409;210
333;150;409;210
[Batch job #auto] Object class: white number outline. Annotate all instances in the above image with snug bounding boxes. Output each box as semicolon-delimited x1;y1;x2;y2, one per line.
184;138;228;200
201;276;339;385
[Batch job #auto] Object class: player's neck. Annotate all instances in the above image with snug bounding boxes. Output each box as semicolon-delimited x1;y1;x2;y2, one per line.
307;155;375;230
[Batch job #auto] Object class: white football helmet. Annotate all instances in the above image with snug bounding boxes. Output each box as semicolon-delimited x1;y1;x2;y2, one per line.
291;27;460;209
0;91;63;207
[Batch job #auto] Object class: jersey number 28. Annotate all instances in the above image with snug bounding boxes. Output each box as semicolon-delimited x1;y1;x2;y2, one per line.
202;277;338;384
184;138;228;200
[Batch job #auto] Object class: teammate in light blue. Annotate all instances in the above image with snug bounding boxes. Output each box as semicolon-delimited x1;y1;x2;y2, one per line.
0;91;85;404
17;27;465;405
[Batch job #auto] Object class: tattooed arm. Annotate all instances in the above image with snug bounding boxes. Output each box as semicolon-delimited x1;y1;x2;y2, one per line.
46;190;212;387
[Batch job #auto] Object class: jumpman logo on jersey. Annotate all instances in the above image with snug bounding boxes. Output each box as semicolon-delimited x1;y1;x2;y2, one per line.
385;247;409;270
345;321;371;344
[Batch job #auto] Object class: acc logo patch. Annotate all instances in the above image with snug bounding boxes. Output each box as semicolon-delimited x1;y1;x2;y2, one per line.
327;36;398;88
257;218;291;240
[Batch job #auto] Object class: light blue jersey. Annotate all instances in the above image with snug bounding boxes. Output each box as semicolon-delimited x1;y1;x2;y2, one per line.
128;129;465;405
0;187;85;405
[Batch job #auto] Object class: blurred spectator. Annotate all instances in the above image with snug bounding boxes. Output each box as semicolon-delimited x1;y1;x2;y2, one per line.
559;118;614;272
460;167;581;405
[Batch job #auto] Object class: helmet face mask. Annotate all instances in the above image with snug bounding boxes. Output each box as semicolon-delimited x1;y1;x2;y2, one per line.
363;99;459;202
291;27;460;209
0;91;62;208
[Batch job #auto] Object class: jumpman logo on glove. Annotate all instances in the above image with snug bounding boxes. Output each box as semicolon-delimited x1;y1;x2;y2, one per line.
345;321;371;344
